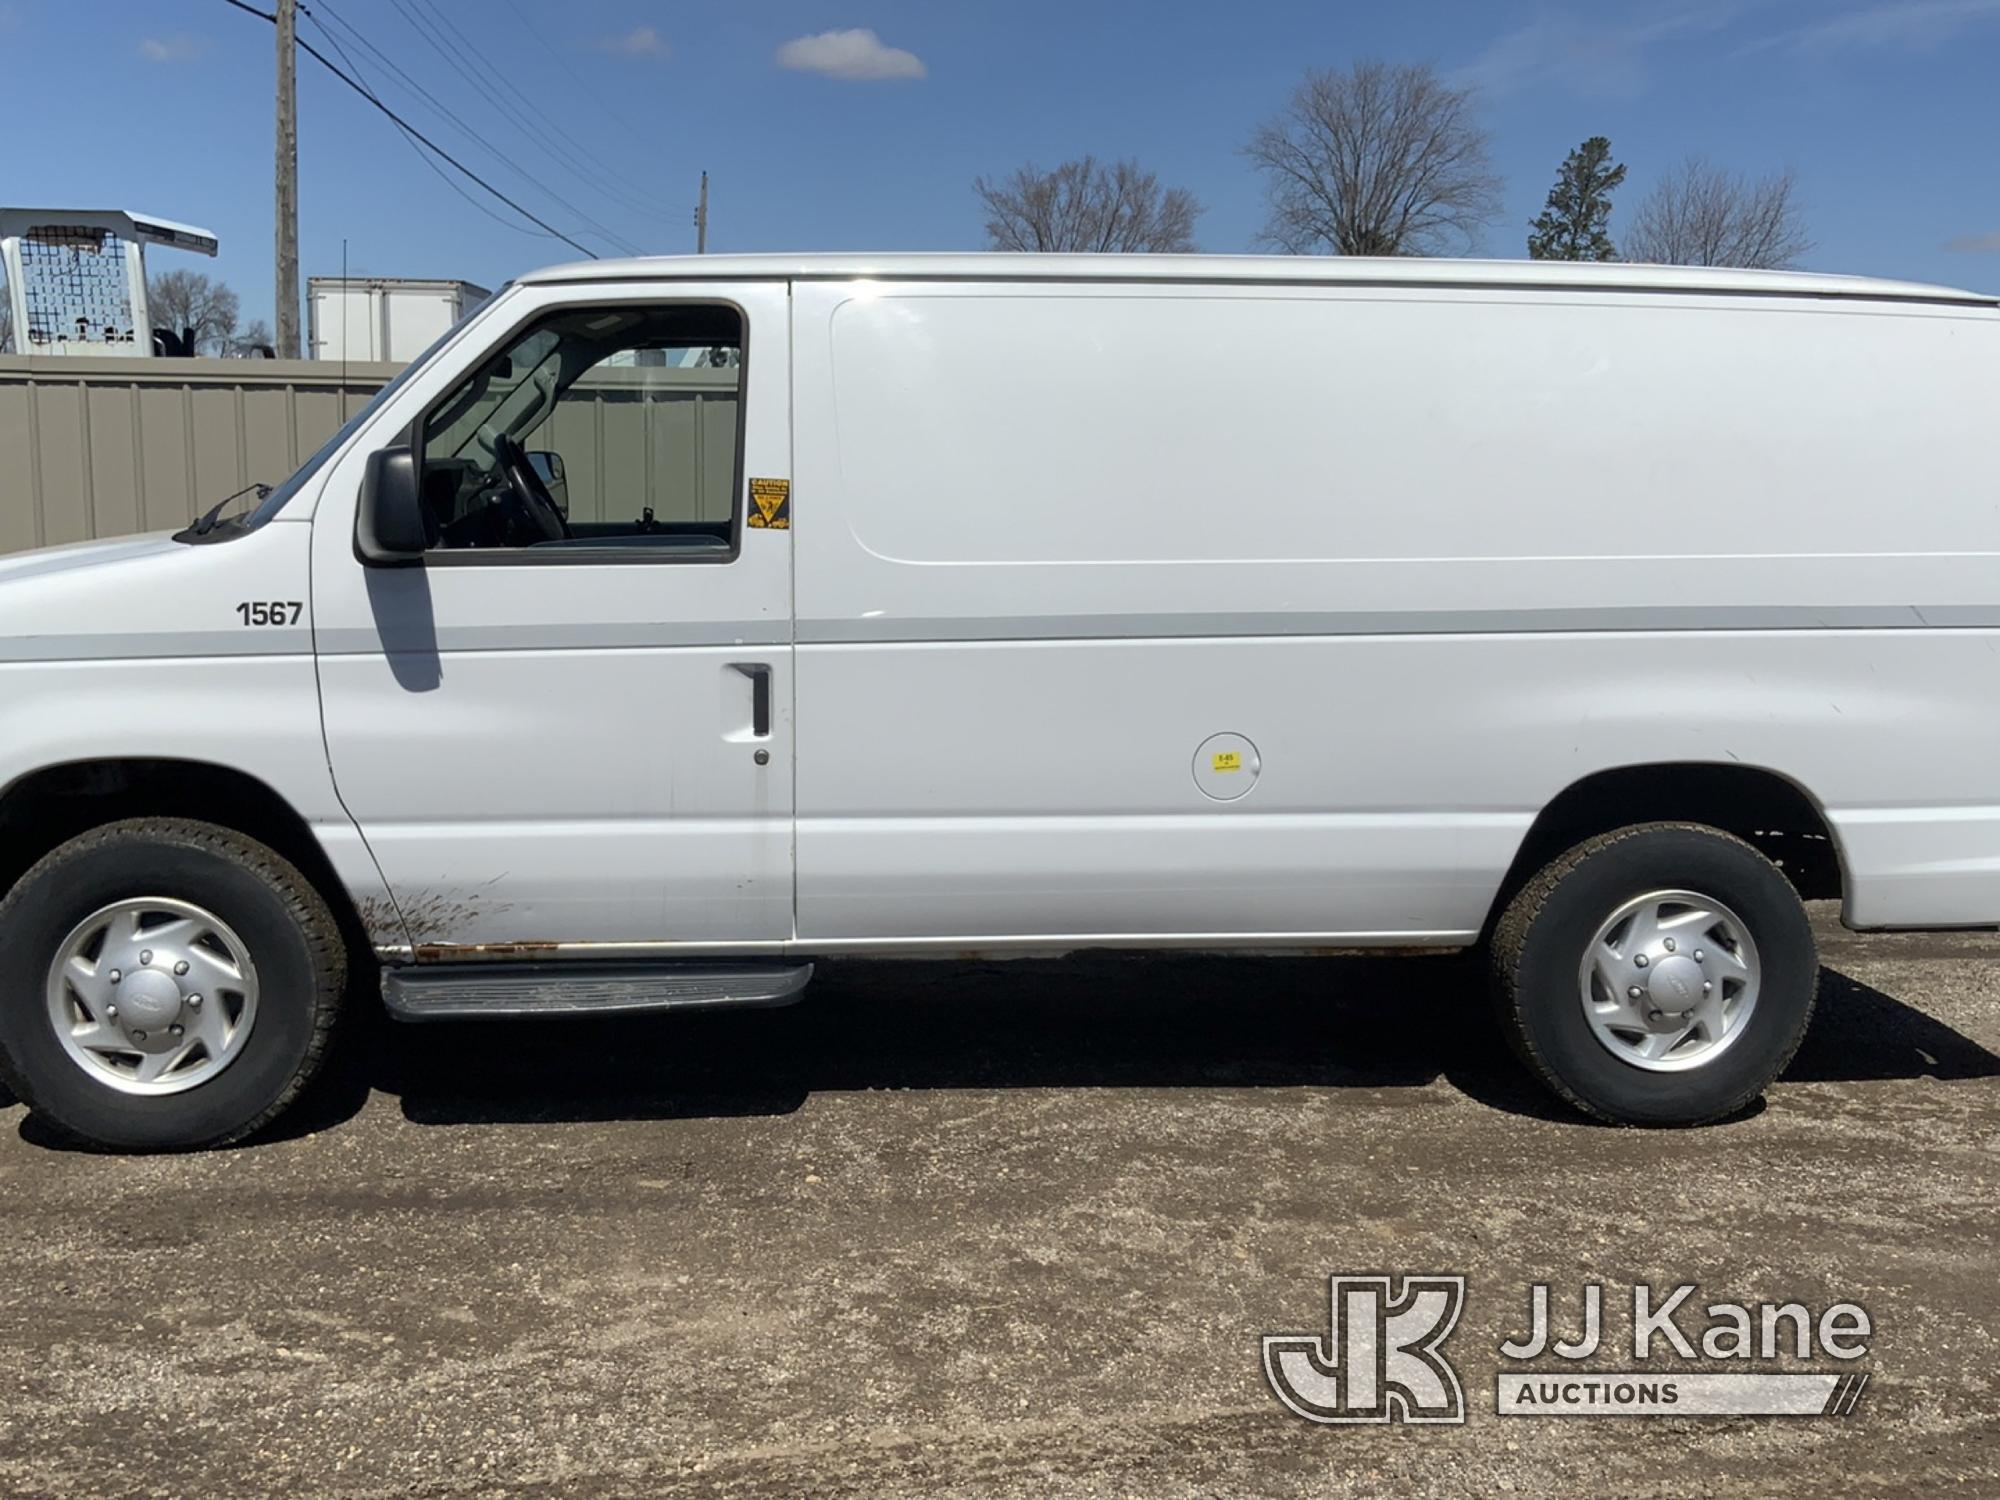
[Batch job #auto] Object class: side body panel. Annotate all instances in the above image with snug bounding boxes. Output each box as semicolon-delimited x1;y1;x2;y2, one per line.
308;281;795;950
790;280;2000;942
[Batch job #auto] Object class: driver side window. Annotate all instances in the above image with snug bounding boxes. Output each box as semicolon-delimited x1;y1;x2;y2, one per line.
417;302;744;557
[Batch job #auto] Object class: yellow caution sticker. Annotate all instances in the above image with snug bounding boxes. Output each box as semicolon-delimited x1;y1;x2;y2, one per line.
748;477;791;530
1211;751;1243;772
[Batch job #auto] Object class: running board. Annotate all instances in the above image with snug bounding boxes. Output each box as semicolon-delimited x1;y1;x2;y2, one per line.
381;962;813;1022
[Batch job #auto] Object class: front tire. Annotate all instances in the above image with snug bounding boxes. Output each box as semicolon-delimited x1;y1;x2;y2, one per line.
1489;822;1817;1126
0;818;347;1151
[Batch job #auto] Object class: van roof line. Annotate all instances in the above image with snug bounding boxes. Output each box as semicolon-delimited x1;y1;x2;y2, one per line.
515;252;1998;307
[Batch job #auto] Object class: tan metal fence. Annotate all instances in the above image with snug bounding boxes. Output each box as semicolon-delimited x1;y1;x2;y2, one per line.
0;355;743;553
0;354;398;554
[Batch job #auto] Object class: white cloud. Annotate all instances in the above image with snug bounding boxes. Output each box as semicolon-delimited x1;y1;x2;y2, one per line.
1740;0;2000;54
775;28;925;82
139;35;208;64
598;25;670;60
1944;230;2000;252
1455;6;1737;100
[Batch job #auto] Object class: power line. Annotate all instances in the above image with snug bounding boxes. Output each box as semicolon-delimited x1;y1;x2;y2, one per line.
300;0;561;242
376;0;642;252
296;4;557;245
493;0;652;144
304;0;640;248
219;0;600;258
308;0;527;163
404;0;674;226
321;0;636;253
381;0;639;248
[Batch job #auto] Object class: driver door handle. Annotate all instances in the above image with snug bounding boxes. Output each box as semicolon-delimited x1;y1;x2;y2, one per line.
731;663;772;738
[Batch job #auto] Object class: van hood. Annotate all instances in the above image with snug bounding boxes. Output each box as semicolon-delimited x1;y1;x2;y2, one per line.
0;533;184;586
0;524;313;664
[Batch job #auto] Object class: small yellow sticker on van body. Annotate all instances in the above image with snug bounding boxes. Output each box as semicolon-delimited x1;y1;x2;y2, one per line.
1211;751;1243;772
748;477;791;529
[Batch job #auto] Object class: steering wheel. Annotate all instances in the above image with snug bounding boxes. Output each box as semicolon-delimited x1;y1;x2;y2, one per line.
493;433;570;543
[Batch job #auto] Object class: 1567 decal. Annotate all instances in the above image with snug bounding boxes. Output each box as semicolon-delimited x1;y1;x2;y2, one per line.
235;601;303;626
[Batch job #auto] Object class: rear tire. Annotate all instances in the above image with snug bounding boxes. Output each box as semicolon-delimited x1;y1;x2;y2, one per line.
1489;822;1817;1126
0;818;347;1151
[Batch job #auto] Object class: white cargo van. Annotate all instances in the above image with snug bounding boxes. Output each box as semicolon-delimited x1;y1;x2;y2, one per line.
1;253;1995;1149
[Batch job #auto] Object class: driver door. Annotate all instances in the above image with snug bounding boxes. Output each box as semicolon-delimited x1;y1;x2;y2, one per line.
310;280;793;953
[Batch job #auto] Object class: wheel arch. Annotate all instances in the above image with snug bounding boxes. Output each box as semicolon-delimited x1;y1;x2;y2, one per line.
0;758;369;959
1488;761;1845;938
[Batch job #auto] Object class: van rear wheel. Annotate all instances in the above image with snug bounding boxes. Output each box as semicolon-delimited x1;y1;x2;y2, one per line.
1489;823;1817;1126
0;818;347;1151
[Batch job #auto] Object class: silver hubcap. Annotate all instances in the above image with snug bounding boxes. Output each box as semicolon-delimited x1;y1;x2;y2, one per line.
45;898;260;1095
1578;889;1760;1072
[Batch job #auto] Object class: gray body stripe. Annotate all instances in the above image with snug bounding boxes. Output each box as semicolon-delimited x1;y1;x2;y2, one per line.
11;605;2000;665
0;630;311;663
314;621;790;654
794;604;2000;644
287;604;2000;657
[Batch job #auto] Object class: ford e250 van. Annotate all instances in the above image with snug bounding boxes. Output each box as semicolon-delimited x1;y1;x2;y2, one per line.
2;253;1997;1149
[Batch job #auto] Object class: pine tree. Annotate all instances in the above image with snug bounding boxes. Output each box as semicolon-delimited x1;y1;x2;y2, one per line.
1527;137;1626;261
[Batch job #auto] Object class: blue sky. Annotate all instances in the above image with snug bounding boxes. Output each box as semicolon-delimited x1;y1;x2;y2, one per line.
8;0;2000;325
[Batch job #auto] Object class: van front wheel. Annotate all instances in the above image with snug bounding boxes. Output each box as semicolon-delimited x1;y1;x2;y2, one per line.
0;819;347;1151
1489;823;1817;1126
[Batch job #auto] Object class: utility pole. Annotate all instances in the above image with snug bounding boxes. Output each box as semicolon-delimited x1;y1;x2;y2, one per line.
695;171;708;254
274;0;301;358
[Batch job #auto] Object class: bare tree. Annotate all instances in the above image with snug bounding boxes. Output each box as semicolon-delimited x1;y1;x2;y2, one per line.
228;318;276;358
147;269;240;355
1623;157;1812;270
975;155;1201;253
0;290;11;355
1245;60;1502;257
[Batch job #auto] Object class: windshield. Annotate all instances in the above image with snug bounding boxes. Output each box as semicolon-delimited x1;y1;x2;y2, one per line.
199;302;498;536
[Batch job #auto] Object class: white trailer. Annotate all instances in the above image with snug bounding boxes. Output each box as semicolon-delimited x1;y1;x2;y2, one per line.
307;276;489;362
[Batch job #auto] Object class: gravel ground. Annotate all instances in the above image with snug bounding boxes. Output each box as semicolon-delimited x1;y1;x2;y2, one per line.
0;908;1994;1498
